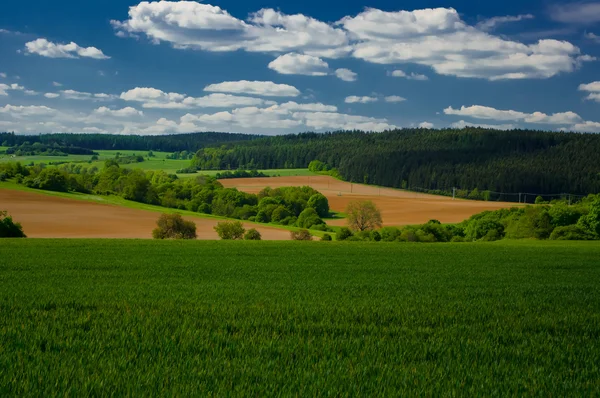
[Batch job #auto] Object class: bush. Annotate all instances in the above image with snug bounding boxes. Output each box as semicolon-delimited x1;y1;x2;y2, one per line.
336;227;354;241
321;233;332;241
152;214;196;240
244;228;262;240
307;193;329;218
296;208;324;229
550;225;596;240
0;211;26;238
290;229;312;241
214;221;246;240
380;227;401;242
370;230;382;242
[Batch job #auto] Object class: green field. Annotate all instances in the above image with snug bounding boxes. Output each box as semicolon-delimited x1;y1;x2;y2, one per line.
1;240;599;395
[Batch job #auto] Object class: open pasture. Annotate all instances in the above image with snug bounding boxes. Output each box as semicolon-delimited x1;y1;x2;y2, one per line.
1;240;599;395
221;175;521;226
0;188;290;240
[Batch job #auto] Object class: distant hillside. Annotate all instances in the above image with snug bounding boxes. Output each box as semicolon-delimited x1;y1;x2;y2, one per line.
190;128;600;196
0;132;257;153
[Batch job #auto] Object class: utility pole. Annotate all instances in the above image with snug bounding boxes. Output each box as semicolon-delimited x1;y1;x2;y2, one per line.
452;187;456;200
519;193;522;204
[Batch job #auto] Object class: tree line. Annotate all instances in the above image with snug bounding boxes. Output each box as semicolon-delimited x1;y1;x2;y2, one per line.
189;128;600;197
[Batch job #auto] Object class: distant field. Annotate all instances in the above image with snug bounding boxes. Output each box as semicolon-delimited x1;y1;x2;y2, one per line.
1;240;599;395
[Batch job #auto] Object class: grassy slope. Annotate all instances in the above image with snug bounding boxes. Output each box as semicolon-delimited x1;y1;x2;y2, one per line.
0;181;330;237
0;240;599;395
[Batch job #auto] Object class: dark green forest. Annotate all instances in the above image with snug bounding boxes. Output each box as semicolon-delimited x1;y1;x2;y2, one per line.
189;128;600;197
0;132;256;152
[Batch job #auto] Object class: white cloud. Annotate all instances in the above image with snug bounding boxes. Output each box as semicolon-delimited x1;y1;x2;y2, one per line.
268;53;329;76
0;83;25;96
345;95;378;104
266;101;337;112
335;68;357;82
0;104;57;117
111;2;350;58
52;81;63;87
204;80;300;97
59;90;117;101
44;93;60;98
579;81;600;102
586;32;600;43
293;111;395;131
418;121;434;128
451;120;516;130
570;121;600;133
343;8;591;80
182;93;276;108
24;90;38;96
0;73;6;78
476;14;534;31
550;2;600;24
444;105;582;124
94;106;143;117
384;95;406;103
24;38;109;59
390;70;429;80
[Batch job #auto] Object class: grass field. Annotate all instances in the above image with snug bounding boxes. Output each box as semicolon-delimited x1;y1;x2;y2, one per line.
1;240;599;395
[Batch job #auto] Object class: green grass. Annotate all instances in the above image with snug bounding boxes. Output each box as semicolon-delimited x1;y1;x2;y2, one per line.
1;240;599;395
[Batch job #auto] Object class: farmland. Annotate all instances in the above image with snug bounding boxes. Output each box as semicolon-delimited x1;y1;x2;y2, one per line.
1;239;599;395
222;175;521;226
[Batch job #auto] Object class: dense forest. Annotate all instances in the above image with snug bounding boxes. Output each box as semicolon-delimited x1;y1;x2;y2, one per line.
0;132;257;152
189;128;600;197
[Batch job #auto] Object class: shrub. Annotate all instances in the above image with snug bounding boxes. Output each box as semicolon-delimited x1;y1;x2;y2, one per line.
290;229;312;241
307;193;330;218
0;211;26;238
152;214;196;240
465;219;504;241
296;208;324;229
370;230;382;242
321;233;332;241
244;228;262;240
214;221;246;240
380;227;401;242
336;227;354;241
550;225;596;240
255;210;269;223
271;206;291;223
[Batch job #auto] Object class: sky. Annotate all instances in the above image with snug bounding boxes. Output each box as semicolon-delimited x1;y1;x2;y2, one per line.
1;0;600;135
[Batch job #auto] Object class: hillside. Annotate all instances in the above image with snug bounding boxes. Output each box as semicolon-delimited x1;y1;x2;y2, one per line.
189;128;600;197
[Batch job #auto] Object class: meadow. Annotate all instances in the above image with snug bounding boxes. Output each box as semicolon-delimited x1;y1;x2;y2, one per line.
1;240;599;395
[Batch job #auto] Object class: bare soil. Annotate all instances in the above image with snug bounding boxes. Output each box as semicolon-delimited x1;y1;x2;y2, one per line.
220;176;520;226
0;189;290;240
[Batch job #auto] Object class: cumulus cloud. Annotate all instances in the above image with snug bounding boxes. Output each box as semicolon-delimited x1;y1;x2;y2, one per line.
266;101;337;112
586;32;600;43
550;2;600;24
93;106;143;117
444;105;582;124
268;53;329;76
335;68;357;82
58;90;117;101
204;80;300;97
384;95;406;103
111;2;350;58
0;83;25;96
52;81;63;87
345;95;378;104
579;81;600;102
476;14;534;31
570;121;600;133
293;111;395;131
44;93;60;98
24;38;109;59
451;120;517;130
0;73;6;78
0;104;57;117
390;70;429;80
418;122;434;128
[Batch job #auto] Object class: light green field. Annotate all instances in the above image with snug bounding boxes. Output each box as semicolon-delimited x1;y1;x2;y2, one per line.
1;239;599;395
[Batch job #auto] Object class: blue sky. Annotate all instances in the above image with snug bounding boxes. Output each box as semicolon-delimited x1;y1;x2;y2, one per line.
1;0;600;135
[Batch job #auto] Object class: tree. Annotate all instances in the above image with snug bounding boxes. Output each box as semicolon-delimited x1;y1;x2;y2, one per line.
0;211;26;238
214;221;245;240
296;207;324;229
345;200;383;231
321;233;332;241
244;228;262;240
290;229;312;241
336;227;353;241
578;198;600;237
152;213;196;240
307;193;329;217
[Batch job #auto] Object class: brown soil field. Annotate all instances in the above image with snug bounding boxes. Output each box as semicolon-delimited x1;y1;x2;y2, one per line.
220;176;521;226
0;189;290;240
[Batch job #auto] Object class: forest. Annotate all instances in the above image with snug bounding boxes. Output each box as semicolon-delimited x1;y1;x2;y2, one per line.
190;128;600;197
0;131;256;152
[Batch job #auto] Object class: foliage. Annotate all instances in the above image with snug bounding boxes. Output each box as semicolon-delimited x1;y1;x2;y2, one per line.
244;228;262;241
307;193;329;217
336;227;354;241
290;229;312;241
0;210;26;238
577;198;600;237
296;208;324;229
214;221;246;240
2;240;600;395
321;233;332;241
215;170;268;179
152;214;197;240
346;200;383;231
5;142;97;156
549;225;596;241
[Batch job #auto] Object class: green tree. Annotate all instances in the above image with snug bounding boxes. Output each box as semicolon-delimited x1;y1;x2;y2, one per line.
321;233;332;241
214;221;245;240
0;211;26;238
336;227;353;241
244;228;262;240
296;208;324;229
307;193;329;217
345;200;383;231
578;198;600;237
152;214;196;240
